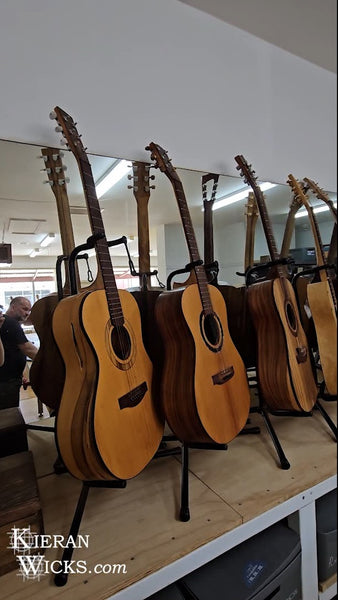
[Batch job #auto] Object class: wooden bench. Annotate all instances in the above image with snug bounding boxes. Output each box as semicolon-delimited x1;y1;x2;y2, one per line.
0;450;44;576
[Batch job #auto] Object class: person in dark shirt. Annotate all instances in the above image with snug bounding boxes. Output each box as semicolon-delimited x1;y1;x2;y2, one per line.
0;297;38;409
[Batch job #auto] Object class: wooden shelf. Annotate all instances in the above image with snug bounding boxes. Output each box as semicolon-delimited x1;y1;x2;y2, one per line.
1;400;336;599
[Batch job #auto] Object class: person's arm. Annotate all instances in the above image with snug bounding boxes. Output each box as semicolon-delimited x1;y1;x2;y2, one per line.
18;341;38;360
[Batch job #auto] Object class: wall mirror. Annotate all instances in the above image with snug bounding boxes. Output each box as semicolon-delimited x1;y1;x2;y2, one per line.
0;139;336;305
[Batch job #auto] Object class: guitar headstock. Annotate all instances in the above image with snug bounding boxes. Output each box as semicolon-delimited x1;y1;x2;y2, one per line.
146;142;179;183
287;174;311;210
202;173;219;206
50;106;88;163
40;147;69;190
128;161;155;202
234;155;260;195
303;177;327;200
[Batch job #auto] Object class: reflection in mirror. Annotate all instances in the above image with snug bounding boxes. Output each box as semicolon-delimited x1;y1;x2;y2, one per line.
0;139;336;308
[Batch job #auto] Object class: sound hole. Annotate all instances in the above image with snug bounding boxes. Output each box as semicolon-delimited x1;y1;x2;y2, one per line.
111;325;131;360
201;312;223;352
285;301;297;335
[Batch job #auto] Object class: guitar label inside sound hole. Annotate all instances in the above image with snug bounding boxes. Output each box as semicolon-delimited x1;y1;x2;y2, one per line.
200;312;223;352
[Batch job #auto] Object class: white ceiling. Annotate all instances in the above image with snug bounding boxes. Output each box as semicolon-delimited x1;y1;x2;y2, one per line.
179;0;337;73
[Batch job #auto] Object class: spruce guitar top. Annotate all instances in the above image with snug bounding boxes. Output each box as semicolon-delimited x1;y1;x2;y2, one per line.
147;142;251;444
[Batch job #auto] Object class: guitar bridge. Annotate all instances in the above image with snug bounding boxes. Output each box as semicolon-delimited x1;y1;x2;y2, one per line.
118;381;148;409
296;346;307;364
212;366;234;385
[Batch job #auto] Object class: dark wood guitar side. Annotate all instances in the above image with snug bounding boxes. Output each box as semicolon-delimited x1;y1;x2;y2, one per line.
288;175;337;396
235;155;318;413
51;107;164;481
147;142;251;444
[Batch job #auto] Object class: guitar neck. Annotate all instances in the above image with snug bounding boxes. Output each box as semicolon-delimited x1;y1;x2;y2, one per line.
235;155;282;277
41;147;80;294
79;157;124;324
280;199;302;259
327;222;337;265
244;192;258;271
203;200;214;266
303;177;337;223
131;161;152;288
202;173;219;267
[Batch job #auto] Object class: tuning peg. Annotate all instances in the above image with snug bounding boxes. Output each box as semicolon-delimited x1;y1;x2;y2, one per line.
147;175;155;181
56;166;67;173
40;167;51;173
128;185;138;191
145;185;156;191
128;174;137;181
55;126;63;133
145;145;150;151
43;180;54;186
49;110;57;120
58;177;70;185
60;138;68;146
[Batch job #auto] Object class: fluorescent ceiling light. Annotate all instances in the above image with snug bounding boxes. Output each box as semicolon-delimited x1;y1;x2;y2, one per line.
212;182;277;211
96;159;131;199
29;249;41;258
40;233;55;247
295;203;337;218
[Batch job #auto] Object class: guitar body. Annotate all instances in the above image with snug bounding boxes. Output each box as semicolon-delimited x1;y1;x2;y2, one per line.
217;284;256;369
80;289;164;480
248;278;318;412
29;294;65;411
53;291;112;480
155;283;251;444
307;281;337;395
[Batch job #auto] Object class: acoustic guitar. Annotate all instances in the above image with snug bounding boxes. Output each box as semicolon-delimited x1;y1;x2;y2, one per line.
51;107;164;481
235;155;318;412
287;175;337;396
29;148;111;479
147;142;251;444
29;148;78;411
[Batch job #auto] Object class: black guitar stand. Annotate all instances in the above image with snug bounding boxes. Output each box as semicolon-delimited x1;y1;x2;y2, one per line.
54;478;127;587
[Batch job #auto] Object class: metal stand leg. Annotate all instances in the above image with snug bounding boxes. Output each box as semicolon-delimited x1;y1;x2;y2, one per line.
314;400;337;440
180;443;190;522
179;442;228;522
250;406;291;470
54;479;127;587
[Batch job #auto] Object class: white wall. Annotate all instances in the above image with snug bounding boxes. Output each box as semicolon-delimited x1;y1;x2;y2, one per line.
0;0;336;191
